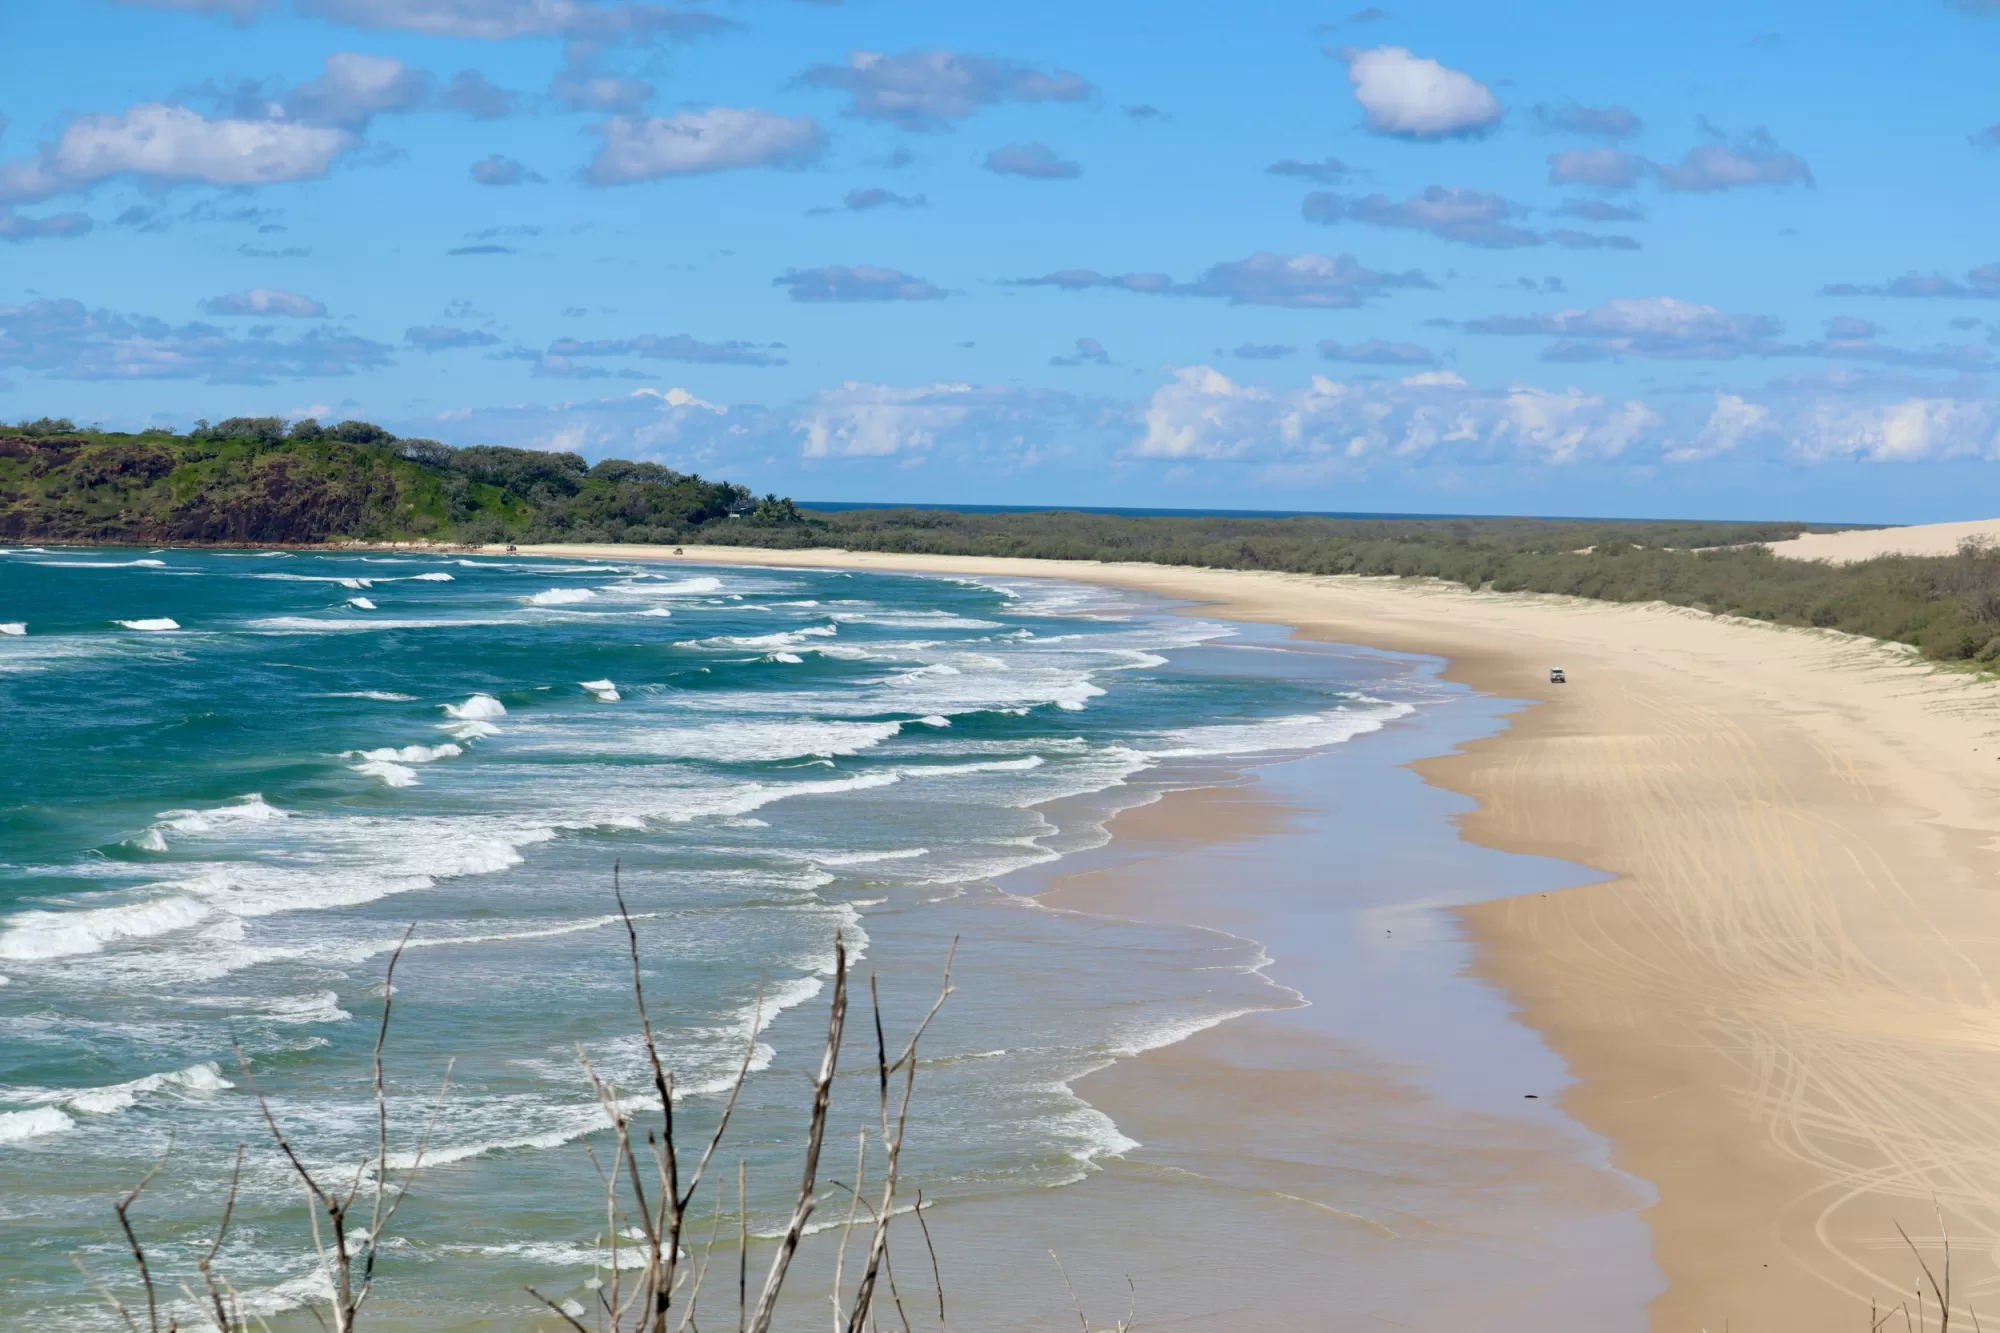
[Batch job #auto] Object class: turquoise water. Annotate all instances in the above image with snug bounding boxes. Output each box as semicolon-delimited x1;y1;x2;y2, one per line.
0;547;1435;1328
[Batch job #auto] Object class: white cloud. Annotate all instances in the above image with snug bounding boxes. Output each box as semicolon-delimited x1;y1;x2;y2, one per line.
1339;46;1502;139
798;49;1090;132
0;104;351;203
201;288;328;318
1137;366;1273;459
797;382;976;457
108;0;267;19
1664;393;1773;462
585;108;824;183
1465;296;1783;360
284;53;430;129
299;0;725;39
1793;398;2000;463
1134;364;1666;468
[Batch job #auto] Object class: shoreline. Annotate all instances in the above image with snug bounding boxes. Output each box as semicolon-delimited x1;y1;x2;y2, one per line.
513;541;2000;1331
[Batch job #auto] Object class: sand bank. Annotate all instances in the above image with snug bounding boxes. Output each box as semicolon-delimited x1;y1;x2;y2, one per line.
524;542;2000;1330
1767;516;2000;562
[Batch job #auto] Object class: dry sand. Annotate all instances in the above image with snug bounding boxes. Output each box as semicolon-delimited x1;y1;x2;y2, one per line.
1767;516;2000;562
526;542;2000;1329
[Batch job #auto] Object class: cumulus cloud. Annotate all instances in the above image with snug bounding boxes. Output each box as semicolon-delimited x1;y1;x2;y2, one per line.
0;297;391;382
1266;157;1350;183
1663;393;1774;463
1551;229;1641;250
298;0;727;39
1547;147;1649;188
1464;296;1783;360
284;53;431;129
470;154;544;185
1135;364;1664;466
1337;46;1502;139
1656;127;1812;192
1012;251;1433;309
543;333;786;365
201;288;327;317
1822;264;2000;300
108;0;267;19
1303;186;1542;248
983;141;1081;179
0;104;351;203
1534;102;1642;139
407;325;502;351
793;380;1098;461
585;108;824;183
1556;198;1644;222
441;70;518;120
552;43;653;112
1788;396;2000;464
1318;338;1437;365
798;49;1090;132
808;187;928;215
1545;128;1810;193
0;210;93;242
774;265;947;303
1050;337;1111;366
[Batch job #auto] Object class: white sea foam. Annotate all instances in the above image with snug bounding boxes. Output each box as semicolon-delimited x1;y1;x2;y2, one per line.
407;572;454;582
769;652;802;664
158;793;288;836
352;759;420;787
0;894;214;961
917;715;949;727
647;576;722;594
115;618;180;631
348;597;377;610
638;606;673;617
38;558;166;568
255;573;373;589
579;678;620;701
319;691;416;701
347;744;458;766
12;1061;233;1115
0;623;22;635
524;718;901;763
525;587;597;605
442;694;506;720
246;616;508;633
1144;701;1415;758
438;718;501;740
0;1107;74;1141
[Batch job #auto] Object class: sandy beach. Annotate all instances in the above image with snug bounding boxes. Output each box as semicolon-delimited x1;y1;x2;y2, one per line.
520;542;2000;1330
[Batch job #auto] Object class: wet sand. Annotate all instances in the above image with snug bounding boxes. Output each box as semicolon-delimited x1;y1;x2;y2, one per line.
521;543;2000;1330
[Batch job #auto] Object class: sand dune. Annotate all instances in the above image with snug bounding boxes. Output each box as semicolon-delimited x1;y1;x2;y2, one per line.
1767;517;2000;562
523;542;2000;1331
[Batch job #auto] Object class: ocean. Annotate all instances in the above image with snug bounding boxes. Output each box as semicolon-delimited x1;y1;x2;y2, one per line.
0;546;1472;1329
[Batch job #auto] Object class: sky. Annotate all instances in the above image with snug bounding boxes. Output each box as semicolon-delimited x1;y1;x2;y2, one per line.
3;1;2000;521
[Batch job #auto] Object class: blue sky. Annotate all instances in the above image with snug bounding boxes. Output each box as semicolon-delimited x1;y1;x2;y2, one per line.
4;0;2000;521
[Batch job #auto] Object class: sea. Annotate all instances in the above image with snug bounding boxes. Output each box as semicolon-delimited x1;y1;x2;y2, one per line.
0;546;1648;1330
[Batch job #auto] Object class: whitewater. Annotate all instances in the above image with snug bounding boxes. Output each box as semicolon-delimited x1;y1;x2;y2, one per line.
0;547;1437;1327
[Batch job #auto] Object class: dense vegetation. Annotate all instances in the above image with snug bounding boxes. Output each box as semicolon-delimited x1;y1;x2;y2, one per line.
11;413;2000;668
701;506;2000;667
0;416;801;545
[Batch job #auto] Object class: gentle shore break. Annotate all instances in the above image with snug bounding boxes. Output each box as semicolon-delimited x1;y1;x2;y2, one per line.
518;541;2000;1332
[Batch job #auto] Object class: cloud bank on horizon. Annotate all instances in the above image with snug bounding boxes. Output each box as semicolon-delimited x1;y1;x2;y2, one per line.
3;0;1999;520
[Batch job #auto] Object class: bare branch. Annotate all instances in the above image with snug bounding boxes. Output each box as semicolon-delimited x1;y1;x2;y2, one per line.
112;1133;175;1333
748;933;849;1333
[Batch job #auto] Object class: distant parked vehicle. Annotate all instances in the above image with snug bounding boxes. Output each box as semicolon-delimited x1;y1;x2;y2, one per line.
1549;668;1566;684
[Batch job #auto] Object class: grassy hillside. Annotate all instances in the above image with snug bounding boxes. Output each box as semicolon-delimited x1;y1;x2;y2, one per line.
0;416;802;545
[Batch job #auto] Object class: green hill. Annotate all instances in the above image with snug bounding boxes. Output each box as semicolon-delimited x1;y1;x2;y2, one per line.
0;415;804;545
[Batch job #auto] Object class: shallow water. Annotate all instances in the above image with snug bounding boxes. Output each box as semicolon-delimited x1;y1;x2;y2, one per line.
0;547;1463;1328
